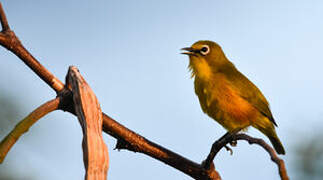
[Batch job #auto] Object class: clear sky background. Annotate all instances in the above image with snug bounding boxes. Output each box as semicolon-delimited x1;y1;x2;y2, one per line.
1;0;323;179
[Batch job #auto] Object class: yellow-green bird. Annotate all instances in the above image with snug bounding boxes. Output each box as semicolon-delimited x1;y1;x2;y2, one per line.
181;40;285;155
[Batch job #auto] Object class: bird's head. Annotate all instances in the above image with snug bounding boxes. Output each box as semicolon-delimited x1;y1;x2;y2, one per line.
181;40;228;79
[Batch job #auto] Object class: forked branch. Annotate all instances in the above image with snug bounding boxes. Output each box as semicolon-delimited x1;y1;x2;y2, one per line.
0;3;221;179
0;3;64;92
203;133;289;180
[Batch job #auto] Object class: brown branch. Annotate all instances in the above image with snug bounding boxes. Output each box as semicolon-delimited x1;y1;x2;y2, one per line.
234;134;289;180
202;132;233;169
0;3;221;179
58;81;221;180
0;3;9;31
103;112;220;180
67;66;109;180
0;98;60;163
203;133;289;180
0;3;64;93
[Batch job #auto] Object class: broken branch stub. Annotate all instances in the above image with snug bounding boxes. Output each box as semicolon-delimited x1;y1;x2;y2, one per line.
66;66;109;180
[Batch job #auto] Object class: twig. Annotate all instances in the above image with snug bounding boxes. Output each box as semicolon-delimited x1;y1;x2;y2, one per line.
203;133;289;180
234;134;289;180
0;98;60;163
0;3;64;92
0;3;10;31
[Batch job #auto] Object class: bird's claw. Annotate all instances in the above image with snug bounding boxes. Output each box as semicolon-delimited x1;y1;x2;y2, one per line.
224;145;233;155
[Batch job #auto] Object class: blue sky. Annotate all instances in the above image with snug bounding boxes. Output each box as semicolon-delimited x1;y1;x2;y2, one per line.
1;1;323;179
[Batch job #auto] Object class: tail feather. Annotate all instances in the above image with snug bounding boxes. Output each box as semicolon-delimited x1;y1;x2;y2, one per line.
268;134;285;155
253;119;286;155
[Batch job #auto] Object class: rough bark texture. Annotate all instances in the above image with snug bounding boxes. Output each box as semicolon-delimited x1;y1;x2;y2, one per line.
67;66;109;180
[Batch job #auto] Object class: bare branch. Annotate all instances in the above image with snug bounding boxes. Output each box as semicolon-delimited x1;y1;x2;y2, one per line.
203;133;289;180
203;132;233;169
57;86;221;180
234;134;289;180
0;98;60;163
0;3;10;31
0;3;64;93
0;3;221;179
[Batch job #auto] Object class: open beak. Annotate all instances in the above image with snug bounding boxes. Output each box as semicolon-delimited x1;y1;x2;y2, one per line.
181;47;198;56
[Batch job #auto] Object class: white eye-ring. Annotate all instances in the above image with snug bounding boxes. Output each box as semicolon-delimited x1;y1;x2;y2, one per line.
200;45;210;55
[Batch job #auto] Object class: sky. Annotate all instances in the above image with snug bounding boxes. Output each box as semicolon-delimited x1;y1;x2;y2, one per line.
1;0;323;179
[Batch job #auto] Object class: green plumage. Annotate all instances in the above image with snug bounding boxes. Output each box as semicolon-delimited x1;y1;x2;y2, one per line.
219;63;277;126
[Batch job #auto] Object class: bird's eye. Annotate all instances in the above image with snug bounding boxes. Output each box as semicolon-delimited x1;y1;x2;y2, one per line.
200;45;210;55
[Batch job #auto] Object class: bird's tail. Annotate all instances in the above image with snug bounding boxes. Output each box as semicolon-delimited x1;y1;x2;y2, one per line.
267;133;285;155
253;119;285;155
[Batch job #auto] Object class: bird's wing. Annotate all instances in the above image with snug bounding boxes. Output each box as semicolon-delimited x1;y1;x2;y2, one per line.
221;66;277;126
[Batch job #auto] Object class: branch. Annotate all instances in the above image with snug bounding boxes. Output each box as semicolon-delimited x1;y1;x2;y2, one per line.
203;133;289;180
0;3;64;93
58;74;221;180
0;3;9;31
0;98;60;163
0;3;221;179
103;113;221;180
234;134;289;180
202;132;231;168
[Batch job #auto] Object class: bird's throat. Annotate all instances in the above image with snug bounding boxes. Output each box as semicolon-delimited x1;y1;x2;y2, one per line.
189;58;212;81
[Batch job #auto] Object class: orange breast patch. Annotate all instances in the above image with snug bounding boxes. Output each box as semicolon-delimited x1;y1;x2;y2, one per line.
212;79;258;130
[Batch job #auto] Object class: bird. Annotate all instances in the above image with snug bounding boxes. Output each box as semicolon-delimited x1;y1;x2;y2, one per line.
181;40;285;155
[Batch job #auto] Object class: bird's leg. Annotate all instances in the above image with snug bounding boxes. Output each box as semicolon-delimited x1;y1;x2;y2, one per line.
228;129;240;147
202;130;240;169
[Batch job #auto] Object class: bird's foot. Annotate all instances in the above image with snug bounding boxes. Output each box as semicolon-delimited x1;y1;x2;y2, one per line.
224;140;237;155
